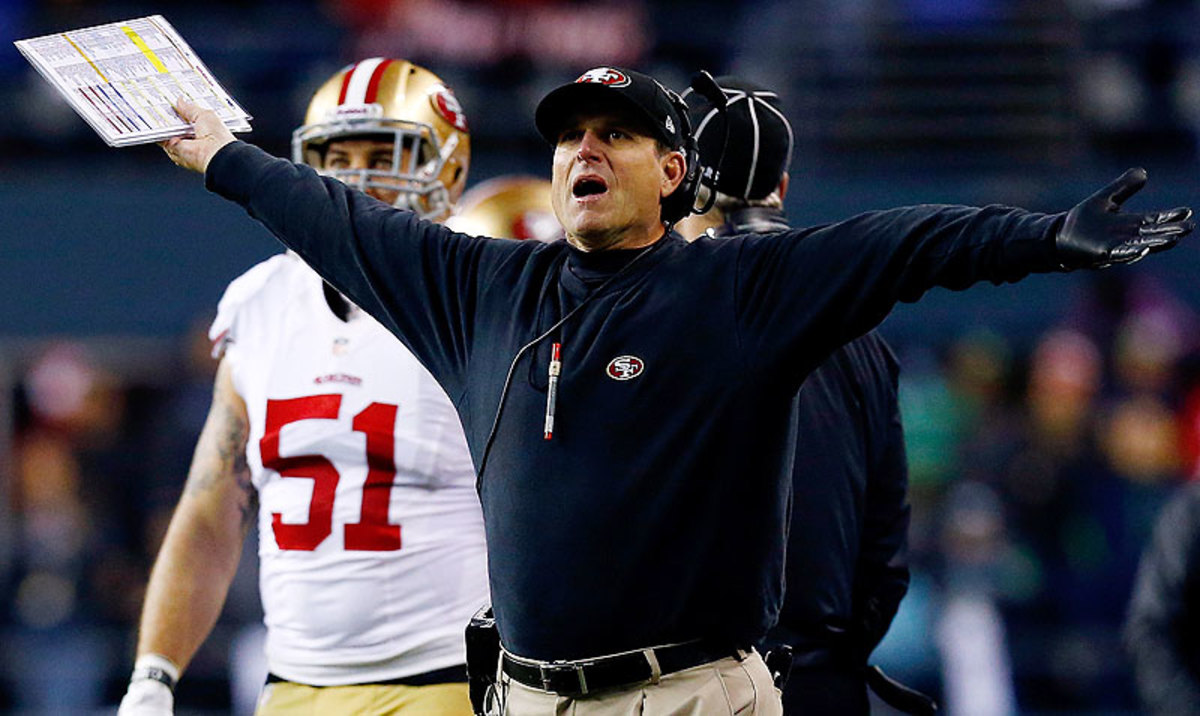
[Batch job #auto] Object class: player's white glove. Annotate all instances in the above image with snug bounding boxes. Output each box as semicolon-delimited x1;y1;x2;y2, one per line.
117;654;179;716
118;679;174;716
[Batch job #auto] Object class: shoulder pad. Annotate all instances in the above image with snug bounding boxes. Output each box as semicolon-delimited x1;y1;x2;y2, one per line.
208;253;299;357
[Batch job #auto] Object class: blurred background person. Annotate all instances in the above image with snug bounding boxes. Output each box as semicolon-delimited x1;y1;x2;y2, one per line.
1125;480;1200;715
4;344;140;713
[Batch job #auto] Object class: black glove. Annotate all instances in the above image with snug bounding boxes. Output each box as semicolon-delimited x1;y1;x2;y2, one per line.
1056;167;1193;270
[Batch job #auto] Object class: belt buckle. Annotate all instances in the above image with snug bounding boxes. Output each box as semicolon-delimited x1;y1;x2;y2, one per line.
539;662;589;696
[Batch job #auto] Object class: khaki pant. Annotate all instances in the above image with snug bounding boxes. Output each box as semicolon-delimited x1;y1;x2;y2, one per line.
255;679;472;715
497;651;783;715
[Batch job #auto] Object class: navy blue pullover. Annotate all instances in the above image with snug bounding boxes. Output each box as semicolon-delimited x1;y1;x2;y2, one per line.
206;141;1062;661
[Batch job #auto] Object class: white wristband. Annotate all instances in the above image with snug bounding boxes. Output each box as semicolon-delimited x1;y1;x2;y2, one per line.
131;653;181;691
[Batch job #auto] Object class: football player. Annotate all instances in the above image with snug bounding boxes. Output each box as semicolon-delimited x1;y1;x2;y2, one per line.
119;58;485;716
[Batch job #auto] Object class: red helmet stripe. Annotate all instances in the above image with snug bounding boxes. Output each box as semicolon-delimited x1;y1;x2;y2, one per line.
363;58;394;105
337;61;357;105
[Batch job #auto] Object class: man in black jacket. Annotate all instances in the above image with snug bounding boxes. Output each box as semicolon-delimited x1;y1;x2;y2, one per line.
159;66;1190;715
1125;482;1200;715
677;77;910;715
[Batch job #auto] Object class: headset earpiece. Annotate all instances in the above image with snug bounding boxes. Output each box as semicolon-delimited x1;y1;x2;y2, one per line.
661;90;702;226
661;71;728;226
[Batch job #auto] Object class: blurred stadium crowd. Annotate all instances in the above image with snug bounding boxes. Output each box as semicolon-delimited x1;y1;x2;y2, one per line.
3;0;1200;713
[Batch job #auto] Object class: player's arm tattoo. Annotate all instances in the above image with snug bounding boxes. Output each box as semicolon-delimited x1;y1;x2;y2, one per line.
183;359;257;532
225;406;257;534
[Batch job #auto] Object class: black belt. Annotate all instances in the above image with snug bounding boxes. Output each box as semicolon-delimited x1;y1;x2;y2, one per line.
266;664;467;688
501;641;741;696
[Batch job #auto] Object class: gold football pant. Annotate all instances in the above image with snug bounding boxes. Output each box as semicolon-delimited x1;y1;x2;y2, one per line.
255;679;472;715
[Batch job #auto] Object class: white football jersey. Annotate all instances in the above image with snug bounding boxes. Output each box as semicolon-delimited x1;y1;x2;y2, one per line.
209;253;487;686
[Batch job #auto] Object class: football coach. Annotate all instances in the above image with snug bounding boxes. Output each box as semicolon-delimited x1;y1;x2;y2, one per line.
160;66;1191;715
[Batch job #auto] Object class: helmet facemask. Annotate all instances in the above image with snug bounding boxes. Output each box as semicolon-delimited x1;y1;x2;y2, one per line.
293;116;460;221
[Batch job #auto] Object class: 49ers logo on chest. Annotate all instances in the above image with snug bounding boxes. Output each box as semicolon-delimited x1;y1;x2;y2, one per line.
606;355;645;381
576;68;631;88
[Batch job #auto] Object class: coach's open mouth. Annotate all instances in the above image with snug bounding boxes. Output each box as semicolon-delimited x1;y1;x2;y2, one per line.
572;176;608;198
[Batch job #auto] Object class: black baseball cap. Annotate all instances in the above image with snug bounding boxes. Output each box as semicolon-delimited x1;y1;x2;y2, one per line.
535;67;686;150
684;76;793;201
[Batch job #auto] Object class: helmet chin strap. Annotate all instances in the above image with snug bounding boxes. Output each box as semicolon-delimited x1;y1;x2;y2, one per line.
439;133;459;163
393;184;451;223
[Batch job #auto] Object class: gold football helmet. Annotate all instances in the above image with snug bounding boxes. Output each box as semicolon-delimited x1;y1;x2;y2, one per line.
292;58;470;221
445;176;562;242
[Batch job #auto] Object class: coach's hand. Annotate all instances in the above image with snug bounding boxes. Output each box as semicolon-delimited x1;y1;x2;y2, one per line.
1056;167;1193;269
160;99;236;174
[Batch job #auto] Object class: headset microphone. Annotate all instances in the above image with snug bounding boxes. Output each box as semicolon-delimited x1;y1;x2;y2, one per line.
688;70;730;216
690;70;727;112
665;70;730;224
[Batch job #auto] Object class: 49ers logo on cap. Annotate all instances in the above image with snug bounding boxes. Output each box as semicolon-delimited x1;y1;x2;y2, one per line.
430;86;469;132
576;68;631;88
606;355;645;381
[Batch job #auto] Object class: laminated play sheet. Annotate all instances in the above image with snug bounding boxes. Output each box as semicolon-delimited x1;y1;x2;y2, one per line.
15;15;251;147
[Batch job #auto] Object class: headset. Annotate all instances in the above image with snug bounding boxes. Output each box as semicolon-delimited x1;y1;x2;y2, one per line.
661;70;729;225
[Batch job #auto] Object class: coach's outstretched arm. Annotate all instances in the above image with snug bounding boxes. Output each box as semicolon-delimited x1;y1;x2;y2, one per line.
161;101;538;401
717;167;1195;396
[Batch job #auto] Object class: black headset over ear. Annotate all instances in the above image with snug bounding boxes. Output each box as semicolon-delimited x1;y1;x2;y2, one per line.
661;70;728;226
